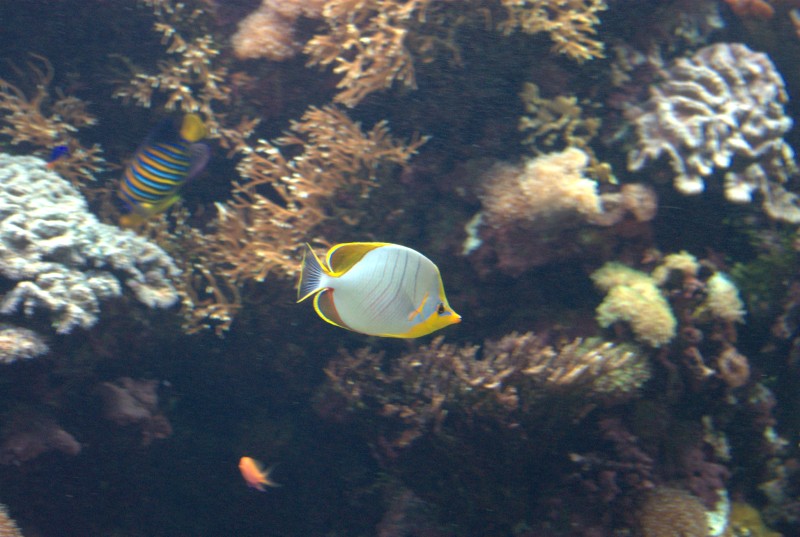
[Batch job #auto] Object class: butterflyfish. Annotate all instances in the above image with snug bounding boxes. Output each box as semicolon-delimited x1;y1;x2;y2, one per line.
117;113;209;228
239;456;280;491
297;242;461;338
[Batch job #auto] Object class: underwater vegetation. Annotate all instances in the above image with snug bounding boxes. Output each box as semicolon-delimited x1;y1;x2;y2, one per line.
2;0;800;536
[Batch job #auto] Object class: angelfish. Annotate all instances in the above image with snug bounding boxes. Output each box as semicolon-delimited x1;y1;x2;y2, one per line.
117;113;209;228
297;242;461;338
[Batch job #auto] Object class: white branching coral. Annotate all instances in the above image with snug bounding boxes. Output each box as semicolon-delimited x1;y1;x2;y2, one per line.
627;43;799;222
0;154;180;334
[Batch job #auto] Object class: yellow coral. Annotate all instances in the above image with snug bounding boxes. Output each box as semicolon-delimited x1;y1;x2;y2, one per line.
697;273;746;324
727;502;782;537
652;250;700;285
592;262;677;347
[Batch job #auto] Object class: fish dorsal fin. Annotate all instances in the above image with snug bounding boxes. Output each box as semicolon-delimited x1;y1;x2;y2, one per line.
313;289;351;331
327;242;391;276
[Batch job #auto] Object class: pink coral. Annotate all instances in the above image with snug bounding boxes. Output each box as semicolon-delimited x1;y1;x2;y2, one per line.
0;410;80;465
97;377;172;446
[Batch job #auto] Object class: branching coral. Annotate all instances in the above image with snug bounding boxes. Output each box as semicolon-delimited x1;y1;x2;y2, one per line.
305;0;429;107
319;332;650;450
0;55;104;187
626;43;800;222
207;105;427;285
111;1;239;139
499;0;607;62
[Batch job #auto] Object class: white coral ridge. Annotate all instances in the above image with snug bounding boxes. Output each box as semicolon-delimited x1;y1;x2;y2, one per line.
0;154;181;334
627;43;800;222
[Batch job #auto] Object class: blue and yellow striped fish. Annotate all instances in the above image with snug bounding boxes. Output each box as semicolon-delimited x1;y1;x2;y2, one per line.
118;114;210;228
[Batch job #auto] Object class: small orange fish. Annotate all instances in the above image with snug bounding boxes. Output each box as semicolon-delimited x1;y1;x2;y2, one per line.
239;456;280;491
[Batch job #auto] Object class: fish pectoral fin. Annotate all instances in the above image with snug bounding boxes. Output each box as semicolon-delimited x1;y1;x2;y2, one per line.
327;242;391;276
313;289;351;331
407;292;430;321
185;143;210;181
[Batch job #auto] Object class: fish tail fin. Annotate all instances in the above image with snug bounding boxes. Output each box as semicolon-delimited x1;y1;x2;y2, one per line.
297;244;326;302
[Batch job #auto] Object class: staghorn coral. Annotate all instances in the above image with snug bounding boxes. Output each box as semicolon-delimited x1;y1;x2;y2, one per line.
499;0;607;62
0;326;48;364
319;332;650;451
627;43;800;222
0;154;180;334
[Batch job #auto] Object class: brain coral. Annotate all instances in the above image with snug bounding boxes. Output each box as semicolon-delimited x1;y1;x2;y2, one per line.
0;153;180;334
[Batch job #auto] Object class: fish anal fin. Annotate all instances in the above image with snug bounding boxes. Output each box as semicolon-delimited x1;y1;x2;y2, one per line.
327;242;391;276
313;289;351;331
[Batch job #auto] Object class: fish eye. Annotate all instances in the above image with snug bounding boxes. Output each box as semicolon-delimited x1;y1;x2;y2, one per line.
437;303;446;315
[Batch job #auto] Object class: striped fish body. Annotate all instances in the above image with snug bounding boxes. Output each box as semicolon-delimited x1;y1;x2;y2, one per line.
297;243;461;338
118;114;209;227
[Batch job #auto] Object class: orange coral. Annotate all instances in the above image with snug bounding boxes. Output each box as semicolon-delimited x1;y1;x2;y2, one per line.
0;504;23;537
207;105;427;285
724;0;775;19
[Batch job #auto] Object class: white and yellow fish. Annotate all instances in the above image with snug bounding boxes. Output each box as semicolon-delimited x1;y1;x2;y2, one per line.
297;242;461;338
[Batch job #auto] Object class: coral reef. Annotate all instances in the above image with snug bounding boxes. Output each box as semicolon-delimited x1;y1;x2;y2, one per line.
592;262;677;348
319;332;650;452
0;326;48;364
498;0;607;62
636;486;712;537
231;0;326;61
0;504;23;537
98;377;173;446
627;43;799;221
0;154;180;333
0;410;80;465
0;55;104;187
465;147;657;276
